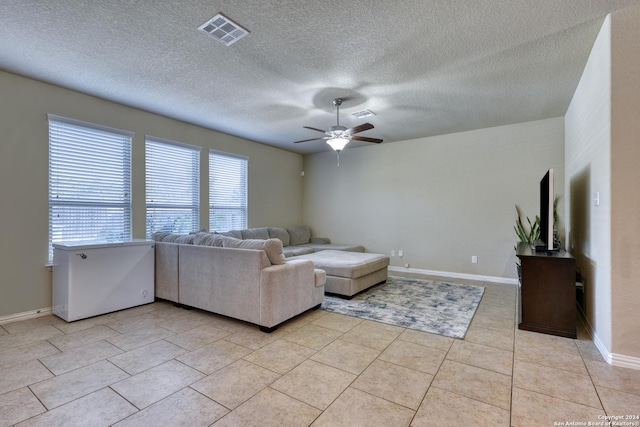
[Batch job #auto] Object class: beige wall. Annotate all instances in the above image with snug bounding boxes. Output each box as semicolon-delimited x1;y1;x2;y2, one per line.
565;5;640;365
610;5;640;362
564;16;613;353
0;71;303;317
302;117;565;279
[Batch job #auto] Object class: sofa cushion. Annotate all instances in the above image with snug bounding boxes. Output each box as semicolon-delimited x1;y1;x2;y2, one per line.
174;234;196;244
221;237;287;265
310;237;330;244
287;225;311;246
289;250;389;279
152;232;171;241
218;230;243;239
282;245;315;257
241;227;270;240
193;232;224;247
299;243;365;253
268;227;290;247
162;233;186;243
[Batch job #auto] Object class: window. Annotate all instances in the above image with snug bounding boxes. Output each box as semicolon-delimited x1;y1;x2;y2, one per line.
48;115;133;262
209;150;248;231
145;137;201;238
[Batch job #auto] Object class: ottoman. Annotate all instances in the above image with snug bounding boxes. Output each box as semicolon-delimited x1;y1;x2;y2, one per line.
289;250;389;298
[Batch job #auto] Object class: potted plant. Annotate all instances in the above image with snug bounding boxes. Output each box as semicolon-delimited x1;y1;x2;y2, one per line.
514;205;540;246
513;196;561;280
514;205;540;281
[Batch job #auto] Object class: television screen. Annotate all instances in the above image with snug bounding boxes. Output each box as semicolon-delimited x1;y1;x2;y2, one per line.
537;168;555;251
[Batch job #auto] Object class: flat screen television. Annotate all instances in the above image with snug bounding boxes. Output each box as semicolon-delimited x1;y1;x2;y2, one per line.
536;168;557;251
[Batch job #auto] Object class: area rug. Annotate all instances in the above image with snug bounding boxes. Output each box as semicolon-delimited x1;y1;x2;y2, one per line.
321;276;484;339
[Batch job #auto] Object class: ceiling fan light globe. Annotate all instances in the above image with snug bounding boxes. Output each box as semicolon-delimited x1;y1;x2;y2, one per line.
326;137;350;152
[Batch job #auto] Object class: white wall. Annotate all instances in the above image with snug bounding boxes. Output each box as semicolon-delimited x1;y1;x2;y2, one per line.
303;117;565;280
564;16;613;354
0;71;304;318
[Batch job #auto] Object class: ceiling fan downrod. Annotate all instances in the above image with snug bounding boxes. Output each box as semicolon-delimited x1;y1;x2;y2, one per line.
333;98;342;127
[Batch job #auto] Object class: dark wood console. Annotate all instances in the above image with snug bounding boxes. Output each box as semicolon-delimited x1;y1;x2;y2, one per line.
516;242;576;338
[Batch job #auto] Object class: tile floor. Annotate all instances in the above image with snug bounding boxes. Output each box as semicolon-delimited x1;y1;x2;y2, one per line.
1;274;639;426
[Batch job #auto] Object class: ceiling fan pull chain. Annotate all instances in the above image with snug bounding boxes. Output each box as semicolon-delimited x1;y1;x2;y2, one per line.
336;151;341;167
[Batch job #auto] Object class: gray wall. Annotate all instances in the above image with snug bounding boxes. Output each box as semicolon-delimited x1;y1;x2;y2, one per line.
0;71;304;317
302;117;565;280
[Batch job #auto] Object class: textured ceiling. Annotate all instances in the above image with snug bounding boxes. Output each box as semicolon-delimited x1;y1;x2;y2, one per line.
1;1;637;154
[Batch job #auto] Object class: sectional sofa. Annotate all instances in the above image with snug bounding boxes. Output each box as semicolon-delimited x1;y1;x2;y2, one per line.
218;225;365;257
153;232;327;332
152;225;372;331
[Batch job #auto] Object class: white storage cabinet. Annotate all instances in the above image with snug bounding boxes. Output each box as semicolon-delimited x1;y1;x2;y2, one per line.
53;239;155;321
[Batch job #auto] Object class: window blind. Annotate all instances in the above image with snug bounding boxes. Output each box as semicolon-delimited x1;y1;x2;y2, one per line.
209;150;248;232
48;115;133;262
145;137;201;238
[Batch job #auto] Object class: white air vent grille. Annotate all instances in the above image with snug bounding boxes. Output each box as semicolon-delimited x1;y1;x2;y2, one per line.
351;109;375;119
198;13;249;46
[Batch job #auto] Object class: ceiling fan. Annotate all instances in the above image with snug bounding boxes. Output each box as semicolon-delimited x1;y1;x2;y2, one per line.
293;98;383;158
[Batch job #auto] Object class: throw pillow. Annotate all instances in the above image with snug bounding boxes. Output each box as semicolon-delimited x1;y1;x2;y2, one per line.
162;233;184;243
287;225;311;246
174;234;196;244
151;232;171;241
193;232;224;247
221;237;287;265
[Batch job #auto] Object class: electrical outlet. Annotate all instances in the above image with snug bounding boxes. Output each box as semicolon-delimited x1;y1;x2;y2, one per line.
391;250;395;257
471;256;478;264
404;263;410;268
398;250;403;258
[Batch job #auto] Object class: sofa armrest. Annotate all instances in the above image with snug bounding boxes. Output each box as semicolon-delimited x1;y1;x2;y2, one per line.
310;236;330;244
259;259;324;328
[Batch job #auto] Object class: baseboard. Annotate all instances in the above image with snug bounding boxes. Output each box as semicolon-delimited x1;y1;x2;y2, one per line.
577;302;611;363
388;266;518;285
577;303;640;370
0;307;53;325
610;353;640;370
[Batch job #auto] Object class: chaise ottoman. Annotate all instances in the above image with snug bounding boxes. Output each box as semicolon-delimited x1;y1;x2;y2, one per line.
289;250;389;298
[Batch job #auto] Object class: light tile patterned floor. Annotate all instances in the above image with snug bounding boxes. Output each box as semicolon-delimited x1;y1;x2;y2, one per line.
1;274;639;426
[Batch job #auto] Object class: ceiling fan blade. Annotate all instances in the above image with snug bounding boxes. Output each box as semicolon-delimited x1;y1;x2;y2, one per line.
293;137;326;144
351;135;383;143
347;123;374;135
303;126;328;133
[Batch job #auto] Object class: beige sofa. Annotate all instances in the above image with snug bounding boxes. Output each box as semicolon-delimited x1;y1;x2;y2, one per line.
153;233;326;332
222;225;365;258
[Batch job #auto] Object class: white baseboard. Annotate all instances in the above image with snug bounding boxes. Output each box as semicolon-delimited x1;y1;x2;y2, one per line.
388;266;518;285
611;352;640;370
0;307;53;325
577;303;640;370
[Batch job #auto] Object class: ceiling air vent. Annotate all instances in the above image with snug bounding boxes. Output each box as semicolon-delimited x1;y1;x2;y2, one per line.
351;109;375;119
198;13;249;46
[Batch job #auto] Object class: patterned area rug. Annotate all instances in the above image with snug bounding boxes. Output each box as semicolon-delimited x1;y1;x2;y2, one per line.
321;276;485;339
